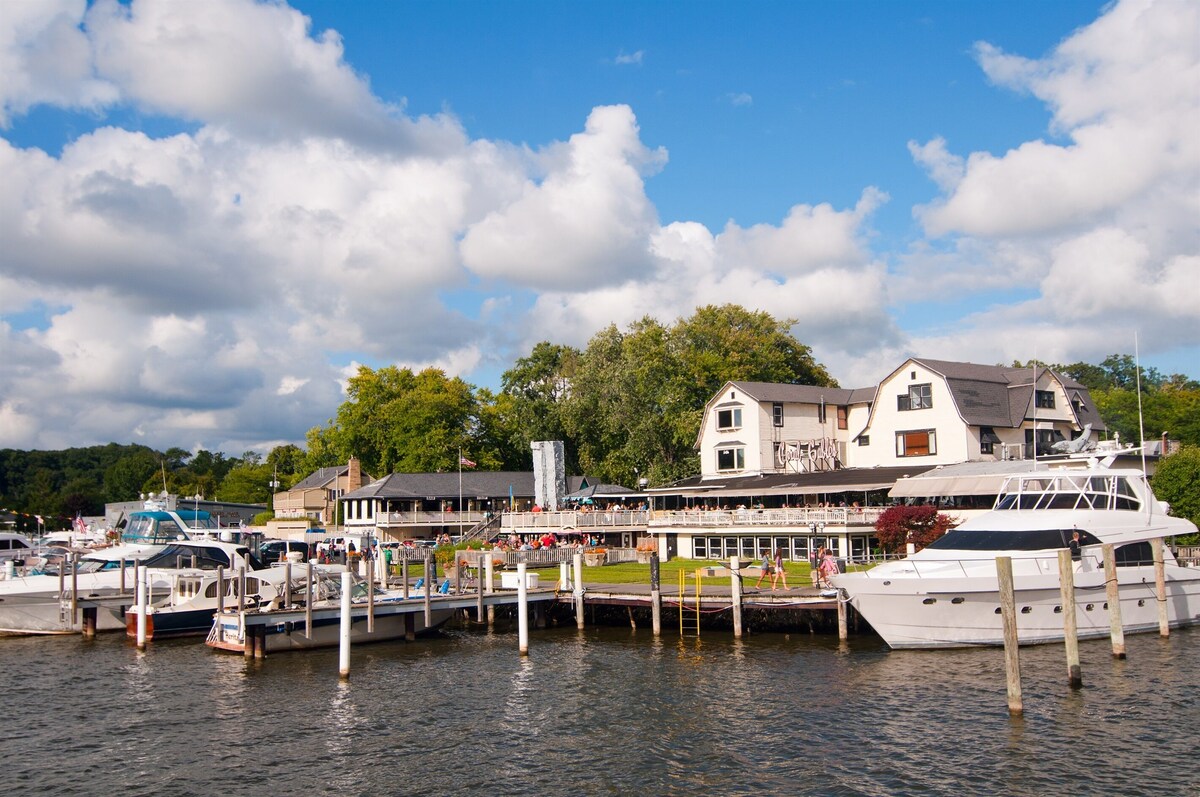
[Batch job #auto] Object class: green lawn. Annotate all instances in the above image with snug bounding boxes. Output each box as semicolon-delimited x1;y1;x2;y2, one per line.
579;559;816;587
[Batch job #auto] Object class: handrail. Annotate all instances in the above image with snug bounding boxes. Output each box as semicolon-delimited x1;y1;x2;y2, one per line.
501;510;650;531
649;507;885;528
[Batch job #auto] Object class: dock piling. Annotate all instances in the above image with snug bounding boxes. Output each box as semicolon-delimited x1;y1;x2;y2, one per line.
517;562;530;655
837;592;848;641
485;554;496;627
996;556;1023;716
559;561;569;591
402;559;409;599
730;555;743;639
1101;544;1126;659
136;563;148;651
216;566;225;643
423;552;433;628
1057;549;1082;688
1152;537;1168;637
650;553;662;636
305;564;313;639
573;552;584;630
339;570;352;680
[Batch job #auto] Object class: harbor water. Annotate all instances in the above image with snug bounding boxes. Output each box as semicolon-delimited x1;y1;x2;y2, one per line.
3;623;1198;797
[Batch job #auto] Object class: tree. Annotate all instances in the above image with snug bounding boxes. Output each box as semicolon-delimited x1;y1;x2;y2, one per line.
216;461;273;505
874;505;956;554
1151;446;1200;539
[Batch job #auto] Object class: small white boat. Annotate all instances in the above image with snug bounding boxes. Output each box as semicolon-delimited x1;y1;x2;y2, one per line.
833;457;1200;649
206;574;454;653
125;561;346;640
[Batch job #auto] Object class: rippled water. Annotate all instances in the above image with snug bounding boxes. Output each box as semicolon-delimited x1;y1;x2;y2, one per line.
3;622;1198;797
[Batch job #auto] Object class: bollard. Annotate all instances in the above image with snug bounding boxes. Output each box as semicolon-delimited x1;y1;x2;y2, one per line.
1101;544;1126;658
559;561;569;591
119;558;126;593
1152;537;1169;637
284;562;292;610
367;570;375;633
517;562;529;655
1057;549;1083;688
339;570;352;679
573;552;584;629
730;555;743;639
996;556;1023;716
477;564;485;623
485;554;496;627
136;563;148;651
402;558;410;600
650;553;662;637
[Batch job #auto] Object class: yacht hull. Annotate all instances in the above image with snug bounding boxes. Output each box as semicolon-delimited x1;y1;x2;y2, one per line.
836;564;1200;649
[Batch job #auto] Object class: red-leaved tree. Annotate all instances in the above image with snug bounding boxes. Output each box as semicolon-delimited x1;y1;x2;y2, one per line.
874;505;956;554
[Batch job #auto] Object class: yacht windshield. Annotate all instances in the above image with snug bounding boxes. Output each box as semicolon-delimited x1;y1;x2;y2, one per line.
925;528;1102;552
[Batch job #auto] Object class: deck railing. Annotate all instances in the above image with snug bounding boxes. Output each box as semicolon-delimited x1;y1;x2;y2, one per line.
379;510;489;527
501;510;650;531
650;507;885;528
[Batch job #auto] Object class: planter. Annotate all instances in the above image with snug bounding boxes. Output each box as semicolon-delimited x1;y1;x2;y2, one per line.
635;550;654;564
583;552;607;567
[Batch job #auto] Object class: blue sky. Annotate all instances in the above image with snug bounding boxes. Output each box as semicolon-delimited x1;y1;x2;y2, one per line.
0;0;1196;454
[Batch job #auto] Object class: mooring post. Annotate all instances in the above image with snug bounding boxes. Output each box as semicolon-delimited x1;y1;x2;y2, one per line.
82;606;97;638
485;554;496;627
338;570;352;680
729;555;743;639
837;592;848;641
253;625;266;660
1101;544;1126;658
477;563;485;622
237;567;246;614
404;611;416;642
119;558;127;594
216;565;225;643
573;552;585;629
70;552;78;626
305;564;313;639
1057;548;1082;688
996;556;1023;716
402;558;410;600
517;562;530;655
1152;537;1169;637
284;562;292;610
367;569;375;633
423;552;433;628
650;553;662;636
559;561;569;591
136;563;148;651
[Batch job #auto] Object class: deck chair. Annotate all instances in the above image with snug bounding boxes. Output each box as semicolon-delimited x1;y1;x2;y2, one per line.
438;578;452;594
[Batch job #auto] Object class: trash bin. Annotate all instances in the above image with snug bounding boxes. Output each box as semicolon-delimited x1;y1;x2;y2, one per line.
836;558;846;574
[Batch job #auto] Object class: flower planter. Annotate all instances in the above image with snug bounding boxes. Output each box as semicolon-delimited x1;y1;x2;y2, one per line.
583;552;607;567
635;550;654;564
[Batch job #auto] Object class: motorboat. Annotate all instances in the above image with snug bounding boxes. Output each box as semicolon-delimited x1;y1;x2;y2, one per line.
0;539;266;635
205;573;454;653
125;560;345;640
832;457;1200;649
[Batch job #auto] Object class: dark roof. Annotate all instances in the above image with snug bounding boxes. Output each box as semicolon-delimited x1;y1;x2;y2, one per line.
656;465;929;496
290;466;348;491
728;381;867;405
910;358;1105;431
342;472;617;501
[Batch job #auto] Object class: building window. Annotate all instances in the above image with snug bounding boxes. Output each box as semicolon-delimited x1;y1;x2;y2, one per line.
717;407;743;430
896;430;936;457
898;383;932;411
1036;390;1055;409
772;402;783;427
980;426;1000;455
858;435;870;447
837;406;848;430
717;447;745;471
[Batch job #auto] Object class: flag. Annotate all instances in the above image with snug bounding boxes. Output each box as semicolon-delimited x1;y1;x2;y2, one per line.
459;456;476;468
74;513;87;534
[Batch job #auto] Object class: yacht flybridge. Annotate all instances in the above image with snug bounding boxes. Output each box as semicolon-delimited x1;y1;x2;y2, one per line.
832;457;1200;649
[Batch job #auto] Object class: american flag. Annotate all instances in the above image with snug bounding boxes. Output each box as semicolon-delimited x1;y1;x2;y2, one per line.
459;456;476;468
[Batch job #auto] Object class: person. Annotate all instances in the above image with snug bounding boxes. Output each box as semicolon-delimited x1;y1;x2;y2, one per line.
755;550;773;589
1068;530;1082;561
819;549;839;588
772;549;788;590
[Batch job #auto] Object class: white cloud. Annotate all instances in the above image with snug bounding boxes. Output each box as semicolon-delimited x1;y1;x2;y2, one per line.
726;92;753;107
0;0;117;125
614;50;644;66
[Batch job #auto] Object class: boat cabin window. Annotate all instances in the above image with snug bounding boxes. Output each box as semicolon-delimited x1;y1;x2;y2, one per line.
924;528;1103;552
995;474;1141;512
1115;542;1154;567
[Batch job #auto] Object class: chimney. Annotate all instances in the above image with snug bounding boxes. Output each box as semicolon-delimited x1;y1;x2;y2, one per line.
347;456;362;491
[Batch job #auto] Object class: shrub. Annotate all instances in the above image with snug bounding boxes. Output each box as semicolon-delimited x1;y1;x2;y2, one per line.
874;505;956;554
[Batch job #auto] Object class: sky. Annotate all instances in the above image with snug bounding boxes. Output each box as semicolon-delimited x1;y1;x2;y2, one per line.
1;0;1197;455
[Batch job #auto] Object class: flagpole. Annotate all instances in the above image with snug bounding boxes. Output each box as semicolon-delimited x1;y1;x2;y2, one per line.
458;447;463;519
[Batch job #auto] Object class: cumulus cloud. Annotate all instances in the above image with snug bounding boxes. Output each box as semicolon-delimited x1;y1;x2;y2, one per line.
898;0;1200;374
614;50;644;66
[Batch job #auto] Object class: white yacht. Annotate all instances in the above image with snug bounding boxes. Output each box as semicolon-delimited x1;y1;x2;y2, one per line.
832;458;1200;649
0;539;263;635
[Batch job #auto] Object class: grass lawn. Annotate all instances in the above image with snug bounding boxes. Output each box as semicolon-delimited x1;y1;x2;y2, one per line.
580;559;816;587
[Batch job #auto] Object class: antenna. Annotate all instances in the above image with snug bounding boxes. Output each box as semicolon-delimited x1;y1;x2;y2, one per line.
1135;333;1150;523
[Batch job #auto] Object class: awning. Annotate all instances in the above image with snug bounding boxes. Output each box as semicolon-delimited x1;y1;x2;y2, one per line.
889;474;1011;497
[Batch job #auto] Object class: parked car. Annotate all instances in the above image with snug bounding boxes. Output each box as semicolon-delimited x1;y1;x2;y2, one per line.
259;539;312;562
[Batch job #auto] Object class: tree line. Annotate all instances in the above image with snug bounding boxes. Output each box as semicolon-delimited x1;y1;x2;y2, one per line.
3;306;1198;527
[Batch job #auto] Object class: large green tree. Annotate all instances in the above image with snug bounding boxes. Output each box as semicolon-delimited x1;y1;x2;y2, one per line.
1152;446;1200;537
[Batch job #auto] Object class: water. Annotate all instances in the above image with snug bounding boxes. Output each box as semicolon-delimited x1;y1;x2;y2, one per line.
3;623;1198;797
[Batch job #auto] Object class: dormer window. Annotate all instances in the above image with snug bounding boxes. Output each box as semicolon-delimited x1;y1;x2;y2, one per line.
1036;390;1055;409
898;383;932;411
717;407;743;430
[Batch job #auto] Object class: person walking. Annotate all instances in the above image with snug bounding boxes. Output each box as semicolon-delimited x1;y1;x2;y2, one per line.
772;549;789;590
755;550;773;589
